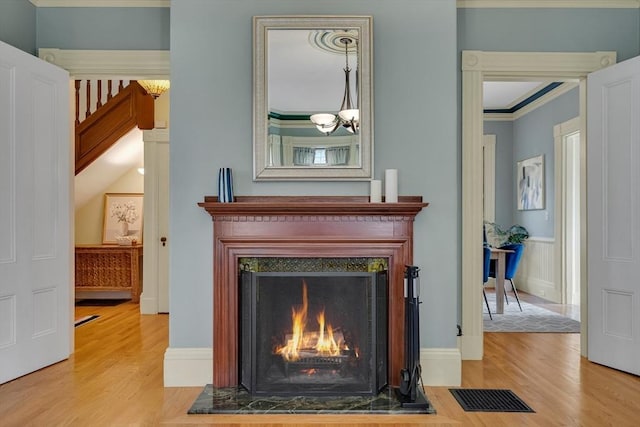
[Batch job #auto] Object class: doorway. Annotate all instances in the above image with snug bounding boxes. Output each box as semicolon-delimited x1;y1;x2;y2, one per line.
460;50;617;360
37;49;170;317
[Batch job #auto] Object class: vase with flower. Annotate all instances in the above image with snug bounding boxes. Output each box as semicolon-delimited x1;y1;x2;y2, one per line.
110;201;140;238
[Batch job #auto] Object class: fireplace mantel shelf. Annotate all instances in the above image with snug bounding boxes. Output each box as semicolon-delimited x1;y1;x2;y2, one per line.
198;195;428;218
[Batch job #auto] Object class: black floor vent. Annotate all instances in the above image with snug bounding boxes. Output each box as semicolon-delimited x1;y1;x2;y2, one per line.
449;388;535;413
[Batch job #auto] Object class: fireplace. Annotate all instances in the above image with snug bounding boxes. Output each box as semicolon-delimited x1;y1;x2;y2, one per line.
198;196;428;388
240;270;388;396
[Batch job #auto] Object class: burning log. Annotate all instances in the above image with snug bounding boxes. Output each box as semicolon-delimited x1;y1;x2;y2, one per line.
274;281;352;362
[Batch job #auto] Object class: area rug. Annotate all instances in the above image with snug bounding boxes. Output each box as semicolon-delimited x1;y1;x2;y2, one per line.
74;315;99;327
188;385;436;414
449;388;534;413
483;292;580;333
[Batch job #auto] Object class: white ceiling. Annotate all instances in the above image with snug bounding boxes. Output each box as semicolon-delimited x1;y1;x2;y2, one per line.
74;128;144;209
483;81;546;110
269;29;357;113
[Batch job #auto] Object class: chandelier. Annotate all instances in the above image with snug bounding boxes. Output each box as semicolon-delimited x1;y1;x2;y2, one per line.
309;37;359;135
137;80;170;99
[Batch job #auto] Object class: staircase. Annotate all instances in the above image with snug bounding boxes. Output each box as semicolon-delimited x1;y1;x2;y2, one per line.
74;80;154;175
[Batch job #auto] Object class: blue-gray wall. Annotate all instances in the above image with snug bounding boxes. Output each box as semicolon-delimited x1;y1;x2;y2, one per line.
458;8;640;62
484;87;579;239
170;0;459;349
36;7;170;50
513;87;579;237
0;0;36;55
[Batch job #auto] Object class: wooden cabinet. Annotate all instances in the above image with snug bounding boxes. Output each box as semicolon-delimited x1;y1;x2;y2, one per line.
75;245;143;302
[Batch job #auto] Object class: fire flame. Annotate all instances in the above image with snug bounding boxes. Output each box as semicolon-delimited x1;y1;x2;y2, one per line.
275;281;345;361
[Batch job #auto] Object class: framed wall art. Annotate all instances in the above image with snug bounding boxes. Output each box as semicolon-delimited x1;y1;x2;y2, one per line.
102;193;143;244
517;155;544;210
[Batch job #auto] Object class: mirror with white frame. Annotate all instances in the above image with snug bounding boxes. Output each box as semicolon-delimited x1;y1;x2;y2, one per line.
253;16;373;180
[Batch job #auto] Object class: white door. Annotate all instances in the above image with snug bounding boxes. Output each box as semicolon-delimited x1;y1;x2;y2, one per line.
141;132;169;314
0;41;71;384
587;55;640;375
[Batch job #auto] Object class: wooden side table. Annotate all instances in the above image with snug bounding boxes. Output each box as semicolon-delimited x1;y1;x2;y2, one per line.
75;244;143;303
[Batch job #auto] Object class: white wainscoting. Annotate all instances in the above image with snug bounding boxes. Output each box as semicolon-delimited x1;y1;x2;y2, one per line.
516;237;560;302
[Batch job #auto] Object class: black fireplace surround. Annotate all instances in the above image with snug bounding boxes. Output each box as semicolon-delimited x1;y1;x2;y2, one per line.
240;271;388;396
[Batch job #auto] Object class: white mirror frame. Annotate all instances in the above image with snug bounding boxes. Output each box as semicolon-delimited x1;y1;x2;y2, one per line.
253;15;373;181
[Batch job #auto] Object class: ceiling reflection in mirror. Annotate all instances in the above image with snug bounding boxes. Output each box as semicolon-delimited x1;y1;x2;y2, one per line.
253;16;373;181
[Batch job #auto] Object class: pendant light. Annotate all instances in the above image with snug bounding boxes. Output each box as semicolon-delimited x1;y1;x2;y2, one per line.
309;37;359;135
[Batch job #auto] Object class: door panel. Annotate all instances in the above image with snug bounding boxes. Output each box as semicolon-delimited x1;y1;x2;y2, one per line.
587;55;640;375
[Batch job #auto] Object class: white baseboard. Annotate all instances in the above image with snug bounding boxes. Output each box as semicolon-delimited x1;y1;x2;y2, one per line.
520;277;561;302
164;347;212;387
139;294;158;315
459;334;483;360
163;347;462;387
420;348;462;386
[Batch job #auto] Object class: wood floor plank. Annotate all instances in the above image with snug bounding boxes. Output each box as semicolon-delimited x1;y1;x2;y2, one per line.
0;300;638;426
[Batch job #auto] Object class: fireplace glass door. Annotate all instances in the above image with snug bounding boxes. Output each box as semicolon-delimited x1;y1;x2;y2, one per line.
240;271;387;396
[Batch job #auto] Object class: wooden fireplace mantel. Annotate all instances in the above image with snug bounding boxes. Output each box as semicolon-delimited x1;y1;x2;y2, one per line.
199;195;427;217
198;195;428;388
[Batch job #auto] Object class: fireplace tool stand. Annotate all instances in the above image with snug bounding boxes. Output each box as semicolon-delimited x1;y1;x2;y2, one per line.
395;265;431;409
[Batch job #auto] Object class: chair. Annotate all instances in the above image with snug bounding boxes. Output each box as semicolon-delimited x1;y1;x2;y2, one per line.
482;246;492;320
489;243;524;311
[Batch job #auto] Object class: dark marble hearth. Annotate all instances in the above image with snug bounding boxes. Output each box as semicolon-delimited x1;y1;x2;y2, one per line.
188;385;436;415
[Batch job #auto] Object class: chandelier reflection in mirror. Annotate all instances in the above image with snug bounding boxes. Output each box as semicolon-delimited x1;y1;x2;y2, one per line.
309;37;359;135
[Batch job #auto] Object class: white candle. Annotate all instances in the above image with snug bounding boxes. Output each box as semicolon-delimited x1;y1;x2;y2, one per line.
370;180;382;203
385;169;398;203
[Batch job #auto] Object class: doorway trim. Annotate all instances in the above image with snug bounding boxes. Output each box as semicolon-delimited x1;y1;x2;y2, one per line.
38;49;169;79
38;48;170;315
460;50;616;360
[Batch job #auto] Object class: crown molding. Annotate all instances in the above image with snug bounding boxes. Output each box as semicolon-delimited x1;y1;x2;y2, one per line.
29;0;169;7
29;0;639;7
38;48;170;79
484;82;579;121
29;0;640;9
458;0;639;7
511;81;577;119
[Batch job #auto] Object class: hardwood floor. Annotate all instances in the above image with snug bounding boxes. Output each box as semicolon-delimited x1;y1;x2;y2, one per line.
0;300;638;426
